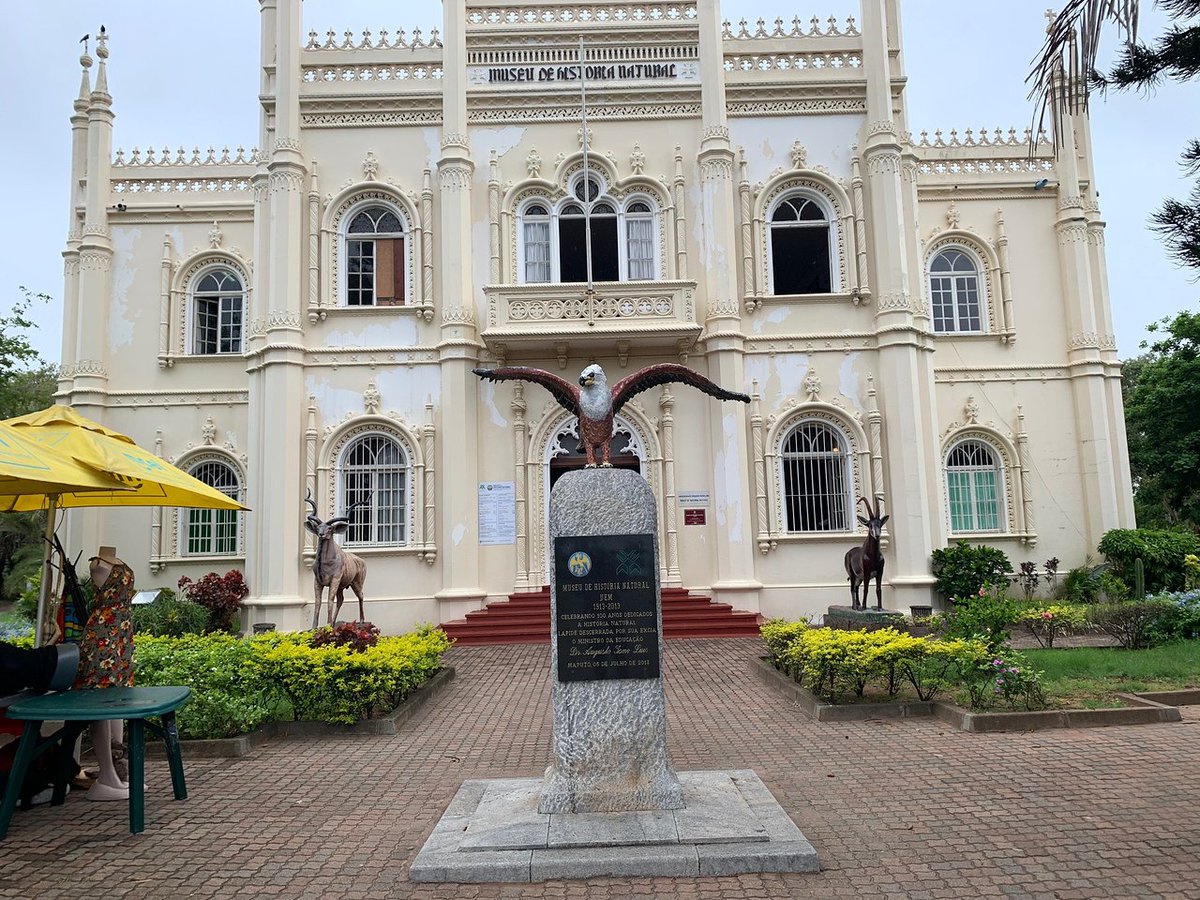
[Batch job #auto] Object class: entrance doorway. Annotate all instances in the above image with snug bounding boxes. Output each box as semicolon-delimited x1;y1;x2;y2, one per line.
548;430;641;490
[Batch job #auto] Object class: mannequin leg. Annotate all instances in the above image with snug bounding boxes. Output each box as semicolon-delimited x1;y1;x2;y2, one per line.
86;720;129;801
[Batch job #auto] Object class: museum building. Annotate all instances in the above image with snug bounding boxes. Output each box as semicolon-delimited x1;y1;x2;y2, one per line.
54;0;1134;633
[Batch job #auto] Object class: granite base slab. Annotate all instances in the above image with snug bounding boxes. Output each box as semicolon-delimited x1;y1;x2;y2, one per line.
411;769;819;882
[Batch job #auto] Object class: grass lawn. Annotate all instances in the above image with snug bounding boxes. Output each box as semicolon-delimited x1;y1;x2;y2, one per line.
1024;642;1200;709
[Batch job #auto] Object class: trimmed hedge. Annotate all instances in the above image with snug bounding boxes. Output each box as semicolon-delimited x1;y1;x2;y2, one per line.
762;621;1045;710
133;624;452;736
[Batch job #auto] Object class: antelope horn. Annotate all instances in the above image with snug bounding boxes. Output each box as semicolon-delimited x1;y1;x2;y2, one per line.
304;489;318;517
857;496;872;514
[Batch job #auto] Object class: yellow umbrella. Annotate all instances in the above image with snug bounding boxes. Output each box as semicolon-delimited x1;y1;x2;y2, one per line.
4;406;248;512
0;420;128;508
4;405;250;646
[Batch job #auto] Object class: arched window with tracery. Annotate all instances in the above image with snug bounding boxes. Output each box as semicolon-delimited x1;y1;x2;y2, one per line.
517;175;659;284
779;419;853;532
929;247;983;333
338;433;409;546
945;439;1003;532
769;192;833;295
344;205;406;307
183;457;242;555
190;268;243;355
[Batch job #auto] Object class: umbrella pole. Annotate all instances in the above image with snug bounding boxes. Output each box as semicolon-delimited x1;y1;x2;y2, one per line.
34;496;58;648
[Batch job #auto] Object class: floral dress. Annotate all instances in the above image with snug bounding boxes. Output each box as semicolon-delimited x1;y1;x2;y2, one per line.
75;562;135;689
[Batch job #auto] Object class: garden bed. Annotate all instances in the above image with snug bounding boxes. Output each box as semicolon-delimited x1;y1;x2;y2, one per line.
147;666;456;758
752;657;1184;732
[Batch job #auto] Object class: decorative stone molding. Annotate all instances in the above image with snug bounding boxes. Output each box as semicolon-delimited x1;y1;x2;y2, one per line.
207;221;223;249
876;290;912;313
526;148;542;178
699;156;733;182
78;250;112;272
803;367;822;402
629;143;646;175
269;171;306;194
106;390;249;408
201;417;217;445
273;137;303;154
789;141;806;169
60;359;108;378
1068;331;1103;351
363;380;381;414
865;150;901;176
437;162;473;191
362;150;379;181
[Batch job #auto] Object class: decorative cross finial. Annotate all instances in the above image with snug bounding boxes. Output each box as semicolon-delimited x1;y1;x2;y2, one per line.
629;143;645;175
803;367;822;402
362;150;379;181
201;416;216;446
577;124;593;149
363;380;381;415
946;200;960;229
526;148;542;178
208;221;222;249
964;395;980;424
790;140;807;169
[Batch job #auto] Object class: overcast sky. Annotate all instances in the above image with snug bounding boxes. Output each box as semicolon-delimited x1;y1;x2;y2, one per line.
2;1;1194;364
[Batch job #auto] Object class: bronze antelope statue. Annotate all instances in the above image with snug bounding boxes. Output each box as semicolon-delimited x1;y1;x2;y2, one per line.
304;490;370;629
844;496;889;610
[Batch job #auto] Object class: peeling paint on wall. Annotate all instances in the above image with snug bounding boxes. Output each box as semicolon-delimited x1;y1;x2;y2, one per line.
452;523;467;546
839;354;862;409
323;318;419;348
730;116;864;182
478;379;509;429
373;368;442;422
304;376;362;425
108;227;141;351
470;127;526;170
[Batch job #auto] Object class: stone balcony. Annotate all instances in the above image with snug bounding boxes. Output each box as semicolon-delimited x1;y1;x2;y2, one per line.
481;280;702;360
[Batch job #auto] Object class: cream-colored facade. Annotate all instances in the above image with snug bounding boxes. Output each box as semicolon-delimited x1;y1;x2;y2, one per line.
56;0;1134;632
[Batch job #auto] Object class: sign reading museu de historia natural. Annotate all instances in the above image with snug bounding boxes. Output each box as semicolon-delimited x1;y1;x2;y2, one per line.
468;60;698;86
554;533;659;681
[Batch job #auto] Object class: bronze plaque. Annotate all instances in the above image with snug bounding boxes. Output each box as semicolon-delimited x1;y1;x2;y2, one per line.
553;533;659;682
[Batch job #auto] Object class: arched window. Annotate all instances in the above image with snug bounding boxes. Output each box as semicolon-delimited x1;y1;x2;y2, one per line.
945;439;1002;532
184;458;241;555
517;176;659;284
344;205;406;307
769;193;833;295
339;433;408;546
929;248;983;333
191;268;243;355
779;420;852;532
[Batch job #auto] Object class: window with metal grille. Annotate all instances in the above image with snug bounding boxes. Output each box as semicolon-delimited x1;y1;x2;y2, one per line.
780;421;852;532
191;269;243;354
929;248;982;333
769;194;832;295
345;206;405;306
945;439;1002;532
185;460;240;555
339;434;407;546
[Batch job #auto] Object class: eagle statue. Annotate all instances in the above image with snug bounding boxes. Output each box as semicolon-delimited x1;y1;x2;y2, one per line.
473;363;750;467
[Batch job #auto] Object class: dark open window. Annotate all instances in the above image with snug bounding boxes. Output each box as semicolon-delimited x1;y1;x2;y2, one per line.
770;195;832;295
346;207;405;306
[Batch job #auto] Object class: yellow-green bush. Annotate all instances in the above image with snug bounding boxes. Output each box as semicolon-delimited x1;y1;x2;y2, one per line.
134;625;452;734
759;620;1037;708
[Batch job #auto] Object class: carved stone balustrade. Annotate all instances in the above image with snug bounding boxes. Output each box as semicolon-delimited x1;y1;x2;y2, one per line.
482;280;701;357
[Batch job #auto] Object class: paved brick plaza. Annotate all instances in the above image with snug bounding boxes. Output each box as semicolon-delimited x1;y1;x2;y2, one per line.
2;637;1199;899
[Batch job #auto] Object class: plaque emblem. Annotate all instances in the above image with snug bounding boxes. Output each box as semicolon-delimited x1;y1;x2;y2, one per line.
566;551;592;577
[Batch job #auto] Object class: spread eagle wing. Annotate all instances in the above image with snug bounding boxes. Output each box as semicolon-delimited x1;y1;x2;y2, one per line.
610;363;750;415
473;366;581;415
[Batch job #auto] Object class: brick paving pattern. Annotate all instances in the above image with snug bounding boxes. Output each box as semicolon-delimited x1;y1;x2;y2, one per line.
2;637;1199;899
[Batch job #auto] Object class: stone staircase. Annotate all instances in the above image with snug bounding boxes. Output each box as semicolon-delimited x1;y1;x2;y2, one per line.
439;586;764;646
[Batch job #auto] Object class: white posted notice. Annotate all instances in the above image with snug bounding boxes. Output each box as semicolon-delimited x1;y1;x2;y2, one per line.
477;481;516;545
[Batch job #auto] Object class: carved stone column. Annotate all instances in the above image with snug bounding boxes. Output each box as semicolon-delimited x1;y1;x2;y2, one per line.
658;388;681;586
512;385;530;590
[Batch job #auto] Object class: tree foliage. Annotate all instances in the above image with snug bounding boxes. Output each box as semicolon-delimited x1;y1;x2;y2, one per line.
1124;311;1200;528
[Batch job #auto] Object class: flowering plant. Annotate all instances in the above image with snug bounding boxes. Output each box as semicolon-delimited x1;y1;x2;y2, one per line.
177;569;249;634
310;620;380;653
1016;604;1087;649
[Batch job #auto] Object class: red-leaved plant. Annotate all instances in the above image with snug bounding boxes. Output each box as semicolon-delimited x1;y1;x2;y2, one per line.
310;620;380;653
178;569;249;634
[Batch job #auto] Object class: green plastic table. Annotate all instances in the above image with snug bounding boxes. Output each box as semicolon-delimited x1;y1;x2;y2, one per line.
0;686;191;839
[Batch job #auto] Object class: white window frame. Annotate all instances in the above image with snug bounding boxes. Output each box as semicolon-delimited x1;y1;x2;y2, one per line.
928;246;986;334
338;200;409;308
944;438;1005;534
777;418;854;534
181;456;243;556
187;265;244;355
516;178;660;284
766;190;840;296
336;432;410;548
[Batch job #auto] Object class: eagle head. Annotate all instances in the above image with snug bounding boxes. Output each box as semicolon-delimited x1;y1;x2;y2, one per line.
579;364;607;389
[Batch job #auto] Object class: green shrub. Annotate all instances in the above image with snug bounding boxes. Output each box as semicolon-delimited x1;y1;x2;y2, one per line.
1059;564;1104;604
931;542;1012;602
1147;590;1200;642
760;618;809;668
132;594;209;637
1097;529;1200;594
251;624;452;725
134;634;282;739
932;587;1022;652
1087;600;1181;649
1016;604;1088;649
953;647;1045;711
